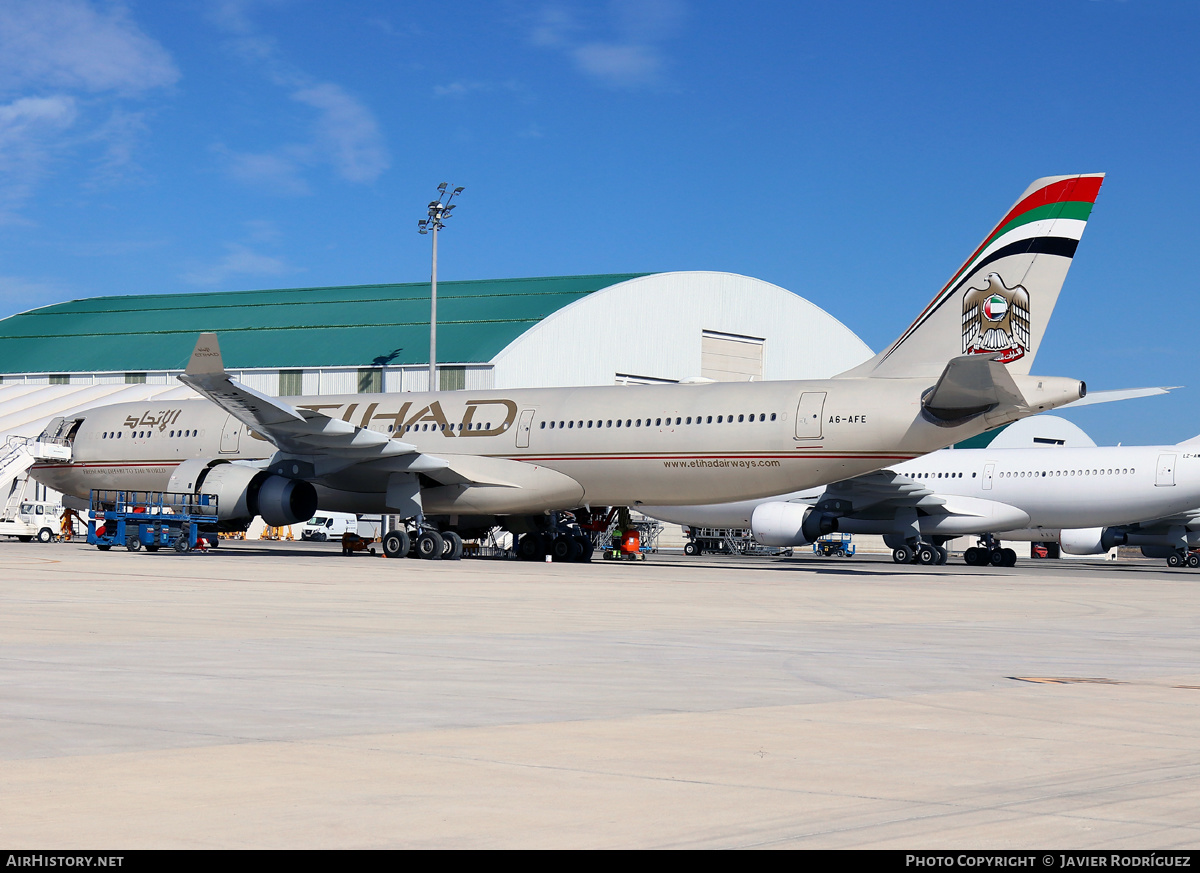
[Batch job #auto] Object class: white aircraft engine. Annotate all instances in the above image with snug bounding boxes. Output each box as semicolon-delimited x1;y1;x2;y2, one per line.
1059;528;1108;555
196;463;318;527
753;501;825;546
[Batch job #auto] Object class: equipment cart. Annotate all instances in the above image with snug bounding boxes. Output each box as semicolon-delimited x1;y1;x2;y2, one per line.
87;490;219;553
812;532;855;558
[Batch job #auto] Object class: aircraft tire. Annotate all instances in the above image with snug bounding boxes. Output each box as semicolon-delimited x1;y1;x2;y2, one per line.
382;530;410;559
517;534;542;561
579;537;595;563
1002;548;1017;567
1167;552;1184;568
963;548;980;566
684;541;698;556
1188;553;1200;569
567;538;585;562
416;530;443;560
916;545;937;565
936;546;948;565
442;531;464;561
892;545;912;564
552;535;574;562
989;549;1005;567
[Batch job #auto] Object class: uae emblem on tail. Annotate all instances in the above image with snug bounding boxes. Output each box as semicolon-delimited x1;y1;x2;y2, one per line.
961;272;1030;364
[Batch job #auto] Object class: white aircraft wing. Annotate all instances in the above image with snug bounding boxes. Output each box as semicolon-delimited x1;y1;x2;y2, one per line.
820;469;943;512
178;332;424;461
818;470;1029;530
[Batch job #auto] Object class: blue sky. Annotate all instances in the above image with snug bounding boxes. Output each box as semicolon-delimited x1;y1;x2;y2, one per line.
0;0;1196;446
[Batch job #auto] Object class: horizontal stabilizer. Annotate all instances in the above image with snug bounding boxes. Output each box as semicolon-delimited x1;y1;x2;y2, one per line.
1062;385;1179;409
922;354;1025;423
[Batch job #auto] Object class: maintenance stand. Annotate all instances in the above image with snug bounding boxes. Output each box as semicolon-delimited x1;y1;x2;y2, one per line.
87;490;219;553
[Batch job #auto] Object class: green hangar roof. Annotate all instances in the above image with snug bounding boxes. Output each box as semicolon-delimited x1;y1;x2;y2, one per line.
0;273;650;374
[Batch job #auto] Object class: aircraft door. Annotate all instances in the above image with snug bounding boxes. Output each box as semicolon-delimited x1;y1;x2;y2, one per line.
983;462;995;490
1156;453;1177;487
220;415;241;454
515;409;535;449
794;392;826;440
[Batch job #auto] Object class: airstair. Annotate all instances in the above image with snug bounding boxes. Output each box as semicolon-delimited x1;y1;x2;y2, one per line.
0;434;72;522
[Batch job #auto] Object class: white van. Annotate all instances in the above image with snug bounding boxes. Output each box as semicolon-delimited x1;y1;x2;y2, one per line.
300;512;357;541
0;500;62;543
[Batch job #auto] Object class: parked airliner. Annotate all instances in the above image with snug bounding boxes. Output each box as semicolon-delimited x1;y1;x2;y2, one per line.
31;174;1101;562
645;431;1200;567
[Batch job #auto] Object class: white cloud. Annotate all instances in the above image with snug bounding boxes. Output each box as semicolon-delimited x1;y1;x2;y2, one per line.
292;83;388;183
0;96;78;219
432;79;529;101
209;3;390;190
181;243;291;286
0;0;179;95
0;1;176;215
0;273;73;313
214;143;312;196
532;0;685;89
573;43;663;88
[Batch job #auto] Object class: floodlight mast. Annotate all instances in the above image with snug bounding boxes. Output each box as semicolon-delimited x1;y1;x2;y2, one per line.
417;183;464;391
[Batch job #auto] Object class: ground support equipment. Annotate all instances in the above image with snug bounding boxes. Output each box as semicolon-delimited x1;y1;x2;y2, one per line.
87;490;218;554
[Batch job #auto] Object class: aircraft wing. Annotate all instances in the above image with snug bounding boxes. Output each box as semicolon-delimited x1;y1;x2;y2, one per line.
820;469;943;512
819;470;1030;531
178;332;423;461
1121;508;1200;534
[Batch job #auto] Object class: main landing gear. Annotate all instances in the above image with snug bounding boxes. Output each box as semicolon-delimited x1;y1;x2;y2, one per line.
891;541;949;565
515;511;595;563
381;526;464;561
515;531;594;563
962;534;1017;567
1165;550;1200;569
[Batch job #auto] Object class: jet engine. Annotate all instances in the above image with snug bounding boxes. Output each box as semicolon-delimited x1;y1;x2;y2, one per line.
1059;527;1126;556
752;501;835;547
170;461;318;527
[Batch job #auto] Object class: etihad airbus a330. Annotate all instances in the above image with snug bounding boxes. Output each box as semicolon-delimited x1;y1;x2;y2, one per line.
31;174;1102;561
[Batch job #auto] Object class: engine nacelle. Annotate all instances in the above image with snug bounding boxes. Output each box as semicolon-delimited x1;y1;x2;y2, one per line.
1059;527;1125;556
195;463;318;527
753;501;828;547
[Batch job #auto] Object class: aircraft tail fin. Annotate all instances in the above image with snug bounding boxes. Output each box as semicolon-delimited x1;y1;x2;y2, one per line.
838;173;1104;380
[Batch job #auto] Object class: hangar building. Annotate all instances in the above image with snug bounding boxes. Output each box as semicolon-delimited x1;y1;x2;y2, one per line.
0;271;872;442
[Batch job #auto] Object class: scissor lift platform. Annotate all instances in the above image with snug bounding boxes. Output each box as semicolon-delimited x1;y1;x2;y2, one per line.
87;490;219;553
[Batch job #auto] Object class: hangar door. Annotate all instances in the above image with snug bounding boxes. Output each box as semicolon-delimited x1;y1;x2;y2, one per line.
701;330;764;382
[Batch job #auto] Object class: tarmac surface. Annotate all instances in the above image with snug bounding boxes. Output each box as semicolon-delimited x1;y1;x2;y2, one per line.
2;539;1198;849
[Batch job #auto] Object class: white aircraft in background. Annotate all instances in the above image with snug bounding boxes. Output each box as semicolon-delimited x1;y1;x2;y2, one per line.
644;415;1200;568
31;174;1101;562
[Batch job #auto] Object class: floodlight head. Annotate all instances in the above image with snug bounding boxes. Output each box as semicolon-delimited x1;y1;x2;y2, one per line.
452;187;464;195
443;204;455;214
437;182;448;193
